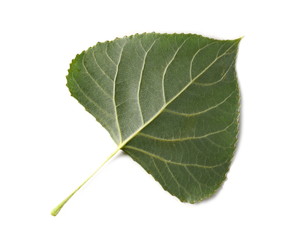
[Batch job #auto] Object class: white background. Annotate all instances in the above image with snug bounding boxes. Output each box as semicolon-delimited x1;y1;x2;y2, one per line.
0;0;284;239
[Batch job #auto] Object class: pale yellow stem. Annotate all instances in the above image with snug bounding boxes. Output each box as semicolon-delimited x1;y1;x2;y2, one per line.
51;147;121;216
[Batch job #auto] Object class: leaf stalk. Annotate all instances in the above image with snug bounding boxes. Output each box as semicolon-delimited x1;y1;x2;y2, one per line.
51;147;121;216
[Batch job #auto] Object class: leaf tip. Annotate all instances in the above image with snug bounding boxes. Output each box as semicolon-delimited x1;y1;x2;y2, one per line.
235;36;244;43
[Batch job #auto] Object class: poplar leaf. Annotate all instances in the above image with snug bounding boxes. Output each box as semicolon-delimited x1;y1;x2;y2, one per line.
66;33;240;204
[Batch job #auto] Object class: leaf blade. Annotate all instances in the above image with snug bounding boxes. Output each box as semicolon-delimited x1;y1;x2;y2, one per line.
66;33;241;203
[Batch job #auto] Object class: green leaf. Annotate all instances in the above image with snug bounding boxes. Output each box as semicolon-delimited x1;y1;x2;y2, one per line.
53;33;240;215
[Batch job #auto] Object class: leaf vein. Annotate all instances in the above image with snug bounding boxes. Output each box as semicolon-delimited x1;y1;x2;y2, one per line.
113;41;127;143
193;59;235;87
137;38;159;123
124;145;228;168
71;74;113;118
184;166;203;192
161;37;190;103
91;50;114;82
165;90;236;117
151;157;167;186
138;120;235;142
105;44;116;65
82;53;112;98
189;42;216;81
164;162;185;196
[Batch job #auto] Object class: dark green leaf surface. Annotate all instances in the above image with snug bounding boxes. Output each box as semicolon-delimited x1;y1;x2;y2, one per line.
67;33;240;203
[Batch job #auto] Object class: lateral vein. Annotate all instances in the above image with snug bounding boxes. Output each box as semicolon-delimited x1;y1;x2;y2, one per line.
161;37;190;103
137;120;235;142
71;74;113;118
91;50;113;83
82;52;112;98
165;90;235;117
137;38;159;124
124;145;228;168
113;41;127;143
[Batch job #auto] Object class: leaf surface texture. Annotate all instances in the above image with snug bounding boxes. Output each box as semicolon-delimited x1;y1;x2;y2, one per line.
67;33;240;203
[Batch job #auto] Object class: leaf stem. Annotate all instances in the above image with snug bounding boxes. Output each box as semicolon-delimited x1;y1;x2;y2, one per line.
51;147;121;216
